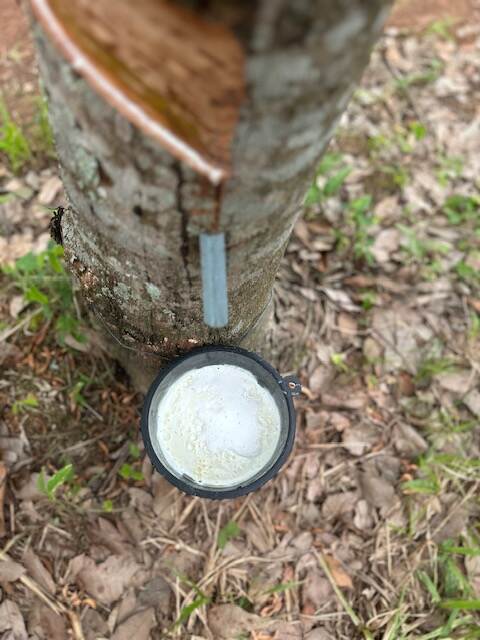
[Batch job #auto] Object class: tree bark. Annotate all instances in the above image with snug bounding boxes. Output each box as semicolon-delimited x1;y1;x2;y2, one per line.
31;0;391;390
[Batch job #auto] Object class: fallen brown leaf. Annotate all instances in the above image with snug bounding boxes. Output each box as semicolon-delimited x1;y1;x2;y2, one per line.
91;517;132;555
30;604;66;640
69;554;148;605
464;389;480;417
37;175;63;205
323;555;353;589
273;621;303;639
0;557;25;582
111;607;156;640
321;491;358;520
305;628;331;640
359;471;395;509
0;599;28;639
302;568;333;607
82;608;109;640
23;548;56;595
393;423;428;458
208;604;271;639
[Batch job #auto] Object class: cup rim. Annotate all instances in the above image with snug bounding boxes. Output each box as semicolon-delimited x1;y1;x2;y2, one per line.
140;345;297;499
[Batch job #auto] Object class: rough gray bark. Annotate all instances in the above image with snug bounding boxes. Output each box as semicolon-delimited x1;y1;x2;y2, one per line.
32;0;391;390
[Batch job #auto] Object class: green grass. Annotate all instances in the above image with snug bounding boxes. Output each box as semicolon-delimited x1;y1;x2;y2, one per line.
368;122;427;157
2;243;84;345
34;95;55;154
305;152;352;207
415;356;457;383
425;18;456;41
172;575;211;629
0;95;55;172
348;194;376;264
394;59;444;92
0;99;31;173
443;195;480;225
436;156;464;186
218;520;241;550
397;225;450;263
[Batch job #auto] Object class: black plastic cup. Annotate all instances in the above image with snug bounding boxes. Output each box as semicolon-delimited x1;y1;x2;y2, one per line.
141;345;300;500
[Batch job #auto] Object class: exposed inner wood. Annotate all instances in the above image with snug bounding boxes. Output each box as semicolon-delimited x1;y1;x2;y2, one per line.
30;0;246;183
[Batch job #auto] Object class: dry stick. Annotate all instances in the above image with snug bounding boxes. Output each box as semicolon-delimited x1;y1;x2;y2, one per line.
0;534;23;559
0;463;7;537
21;574;66;615
201;500;213;538
68;611;86;640
248;501;271;548
171;497;200;535
0;309;42;343
385;524;392;579
232;493;252;523
174;576;181;639
315;551;372;640
141;536;206;558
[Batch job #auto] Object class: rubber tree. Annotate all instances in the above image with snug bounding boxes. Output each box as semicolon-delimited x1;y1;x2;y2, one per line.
29;0;391;390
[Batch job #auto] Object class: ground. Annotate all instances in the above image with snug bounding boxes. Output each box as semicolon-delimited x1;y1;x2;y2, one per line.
1;2;480;640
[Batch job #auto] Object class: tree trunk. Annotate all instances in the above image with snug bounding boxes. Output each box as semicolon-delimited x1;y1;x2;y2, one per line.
30;0;391;390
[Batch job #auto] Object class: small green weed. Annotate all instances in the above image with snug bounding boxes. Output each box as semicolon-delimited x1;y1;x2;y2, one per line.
102;499;113;513
128;442;141;458
440;599;480;611
34;95;55;154
443;195;480;225
456;260;480;286
360;290;377;310
330;352;349;373
436;156;463;186
0;99;31;173
71;385;87;412
426;18;455;41
397;225;450;262
173;575;211;628
383;164;410;188
468;312;480;340
348;195;376;264
175;594;210;627
394;59;443;92
417;535;479;628
409;121;427;140
118;440;144;481
12;393;38;415
333;228;350;253
218;520;241;550
415;357;457;383
264;580;301;595
69;374;95;410
402;458;441;495
305;153;351;206
118;463;143;482
3;243;84;345
38;463;75;500
368;122;426;157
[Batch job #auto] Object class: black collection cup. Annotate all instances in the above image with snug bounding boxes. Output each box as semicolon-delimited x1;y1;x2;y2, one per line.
141;345;301;500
